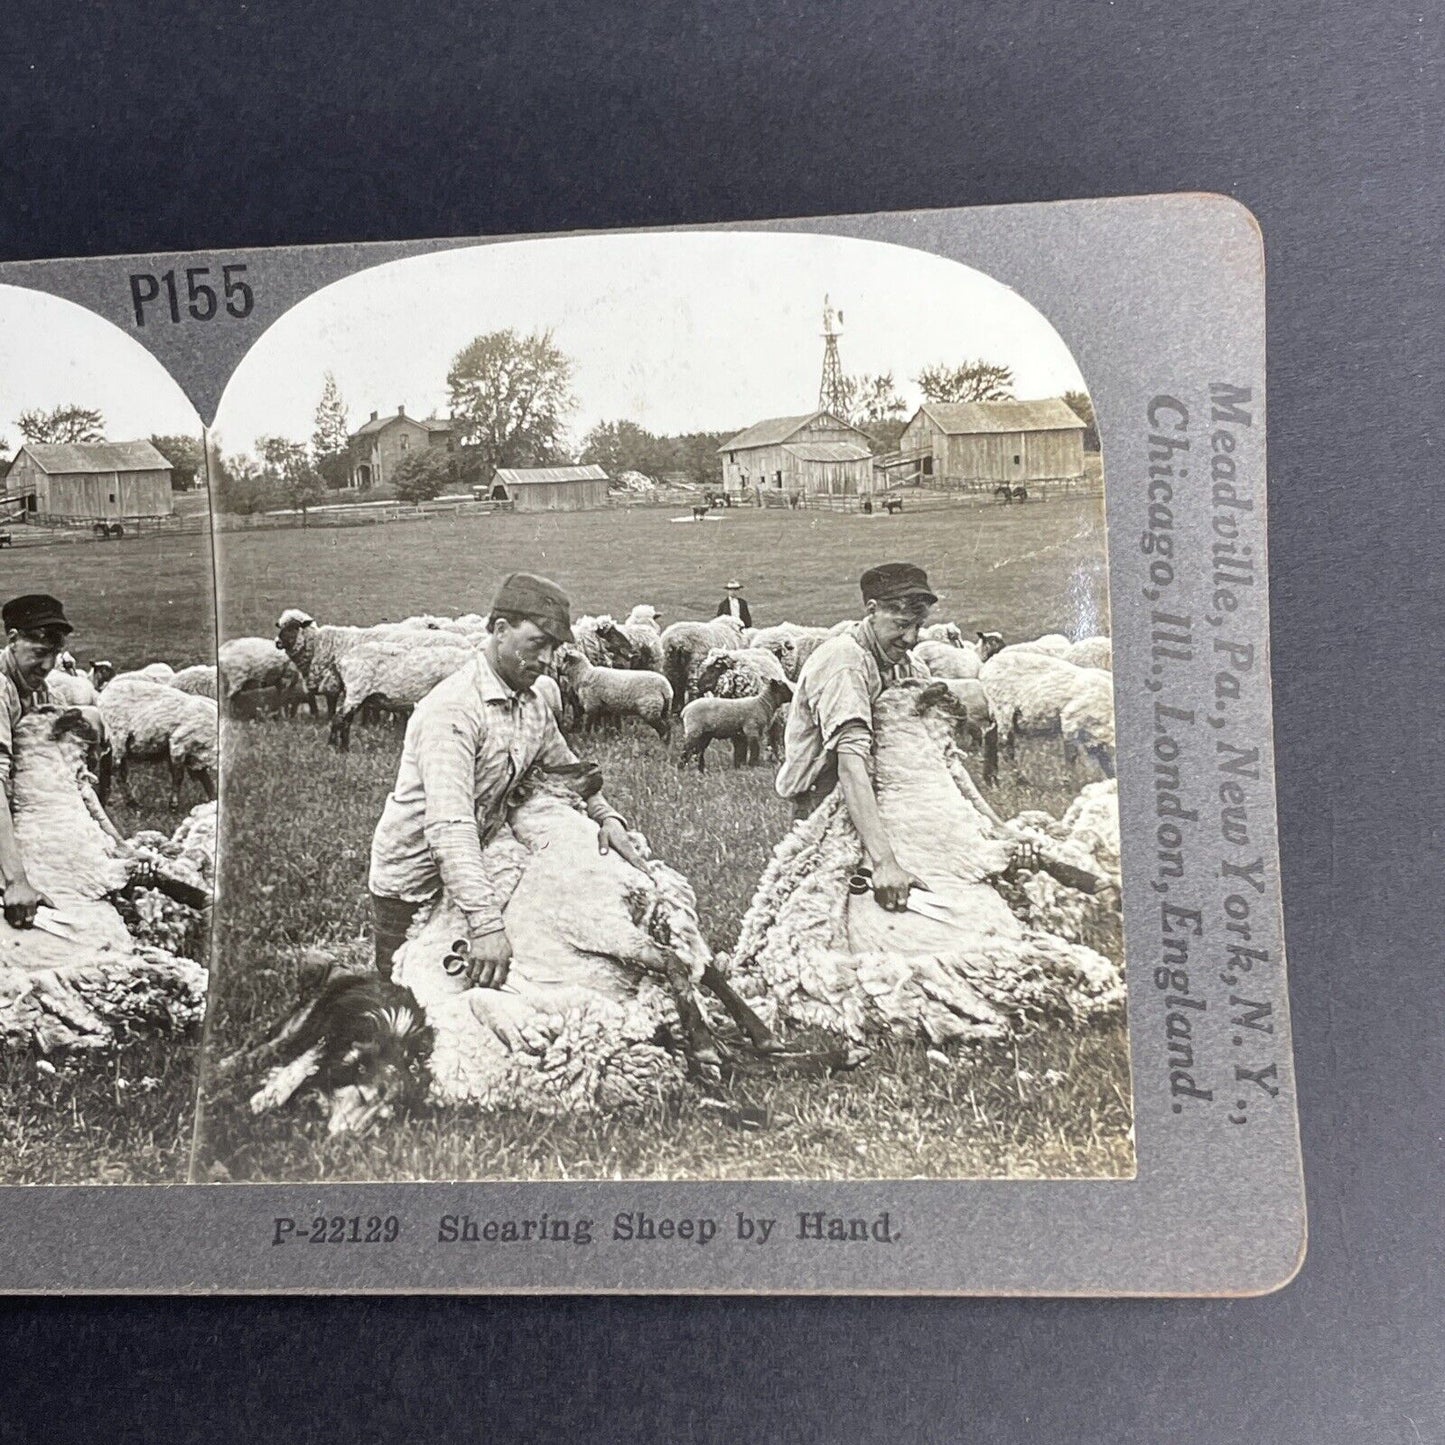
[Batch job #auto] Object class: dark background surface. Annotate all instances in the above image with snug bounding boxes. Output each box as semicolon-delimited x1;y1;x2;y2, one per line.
1;2;1440;1441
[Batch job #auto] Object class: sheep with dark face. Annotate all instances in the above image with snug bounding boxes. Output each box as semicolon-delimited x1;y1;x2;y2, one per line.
659;616;747;712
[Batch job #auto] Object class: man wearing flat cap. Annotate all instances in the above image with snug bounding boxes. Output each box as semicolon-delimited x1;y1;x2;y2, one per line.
775;562;938;912
0;594;73;927
368;572;643;985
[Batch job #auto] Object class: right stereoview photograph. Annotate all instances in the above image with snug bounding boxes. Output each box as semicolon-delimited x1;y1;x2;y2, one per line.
193;229;1127;1184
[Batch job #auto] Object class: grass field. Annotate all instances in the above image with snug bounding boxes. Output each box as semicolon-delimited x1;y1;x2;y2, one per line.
195;494;1131;1184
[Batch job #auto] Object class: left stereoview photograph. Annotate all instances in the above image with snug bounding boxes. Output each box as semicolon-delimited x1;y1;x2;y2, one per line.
0;286;215;1184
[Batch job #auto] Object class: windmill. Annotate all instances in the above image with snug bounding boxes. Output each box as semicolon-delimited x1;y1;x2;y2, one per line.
818;294;848;416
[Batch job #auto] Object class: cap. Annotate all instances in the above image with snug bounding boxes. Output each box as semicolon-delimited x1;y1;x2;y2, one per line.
491;572;574;645
2;593;73;636
859;563;938;607
725;579;743;590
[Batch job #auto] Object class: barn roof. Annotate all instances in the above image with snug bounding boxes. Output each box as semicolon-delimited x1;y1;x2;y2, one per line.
350;411;452;440
18;440;172;474
493;465;609;486
718;410;860;452
781;441;873;463
915;399;1086;435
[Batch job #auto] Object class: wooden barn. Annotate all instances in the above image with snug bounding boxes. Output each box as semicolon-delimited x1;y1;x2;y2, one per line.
348;406;454;489
718;411;874;499
3;440;174;521
898;399;1086;487
486;464;610;512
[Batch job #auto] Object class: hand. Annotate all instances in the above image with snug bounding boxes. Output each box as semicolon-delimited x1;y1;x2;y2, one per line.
464;929;513;990
597;817;645;870
870;855;924;913
4;878;51;930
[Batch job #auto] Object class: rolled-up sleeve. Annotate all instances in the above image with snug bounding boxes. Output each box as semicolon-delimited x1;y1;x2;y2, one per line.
416;706;504;934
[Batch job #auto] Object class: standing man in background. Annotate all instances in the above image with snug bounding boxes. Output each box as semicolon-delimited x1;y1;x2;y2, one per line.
715;580;752;629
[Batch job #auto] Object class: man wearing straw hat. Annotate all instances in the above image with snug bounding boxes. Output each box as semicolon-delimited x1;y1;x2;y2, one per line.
715;580;752;629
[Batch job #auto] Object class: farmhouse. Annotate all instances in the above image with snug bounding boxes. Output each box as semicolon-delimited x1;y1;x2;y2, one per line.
898;399;1086;488
3;440;173;521
349;406;453;489
718;411;874;500
485;464;610;512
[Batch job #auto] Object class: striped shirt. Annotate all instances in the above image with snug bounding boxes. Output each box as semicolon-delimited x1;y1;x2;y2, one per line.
0;648;50;803
368;650;622;936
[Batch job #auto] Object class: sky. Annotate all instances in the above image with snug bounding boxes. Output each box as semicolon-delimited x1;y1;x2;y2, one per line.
212;230;1089;456
0;286;202;447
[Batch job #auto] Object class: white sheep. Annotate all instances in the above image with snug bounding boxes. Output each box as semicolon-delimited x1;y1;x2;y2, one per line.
1059;668;1116;777
723;680;1123;1050
573;615;635;669
44;668;100;708
1011;780;1122;948
746;624;830;681
692;645;789;699
612;605;665;673
554;646;672;740
328;638;475;750
1064;636;1112;671
937;677;998;780
919;622;966;647
97;677;218;808
678;678;794;772
218;636;314;714
977;650;1113;766
170;664;218;699
275;608;372;716
0;707;208;1054
659;616;747;711
1002;633;1072;658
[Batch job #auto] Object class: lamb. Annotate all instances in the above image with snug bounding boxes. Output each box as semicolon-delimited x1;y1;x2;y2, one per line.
722;680;1123;1050
977;650;1113;767
691;645;789;699
248;763;762;1122
659;616;747;712
1064;636;1112;671
328;638;474;750
0;707;208;1054
554;646;672;740
678;678;794;772
746;624;830;681
97;677;218;808
170;664;218;699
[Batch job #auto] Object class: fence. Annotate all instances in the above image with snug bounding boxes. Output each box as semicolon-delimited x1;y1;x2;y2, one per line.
0;513;209;548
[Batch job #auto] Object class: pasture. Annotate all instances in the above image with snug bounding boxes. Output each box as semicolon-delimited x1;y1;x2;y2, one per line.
196;495;1132;1184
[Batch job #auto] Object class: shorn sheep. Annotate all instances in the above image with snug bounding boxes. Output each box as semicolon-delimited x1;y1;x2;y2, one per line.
0;707;209;1053
977;650;1115;774
679;678;794;772
554;646;672;739
328;639;474;750
723;679;1122;1050
247;763;765;1124
659;616;746;712
97;676;218;808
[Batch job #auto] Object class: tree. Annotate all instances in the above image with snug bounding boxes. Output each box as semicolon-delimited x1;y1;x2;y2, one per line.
1063;390;1100;452
258;435;325;522
311;371;352;489
446;329;577;477
580;419;664;479
214;455;276;515
149;433;205;491
392;448;454;504
914;361;1015;404
16;404;105;444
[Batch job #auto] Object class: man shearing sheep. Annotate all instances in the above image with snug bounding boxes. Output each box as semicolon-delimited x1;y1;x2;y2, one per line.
774;562;939;914
0;592;126;928
367;572;645;985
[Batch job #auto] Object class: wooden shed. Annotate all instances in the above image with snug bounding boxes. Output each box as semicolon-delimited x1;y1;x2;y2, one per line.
3;440;174;520
718;411;873;499
898;399;1086;487
487;464;610;512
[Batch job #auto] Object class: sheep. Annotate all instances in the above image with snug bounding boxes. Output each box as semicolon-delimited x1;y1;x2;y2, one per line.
97;676;218;808
44;668;100;708
659;616;747;711
936;678;999;781
554;646;672;740
1059;668;1116;777
611;605;665;673
1002;633;1072;658
1010;780;1122;950
1064;636;1112;671
722;679;1123;1051
691;645;789;700
909;631;1004;680
0;707;208;1053
328;638;475;751
250;764;759;1120
134;662;176;683
170;664;217;699
678;678;794;772
746;624;830;681
218;636;316;715
919;622;966;647
976;653;1109;774
573;615;635;669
